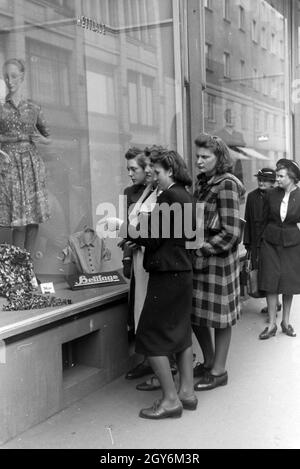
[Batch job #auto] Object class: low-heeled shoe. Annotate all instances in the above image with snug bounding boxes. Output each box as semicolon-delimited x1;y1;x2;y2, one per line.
125;362;153;380
259;324;277;340
180;396;198;410
194;371;228;391
136;375;161;391
193;362;211;378
281;322;296;337
139;402;183;420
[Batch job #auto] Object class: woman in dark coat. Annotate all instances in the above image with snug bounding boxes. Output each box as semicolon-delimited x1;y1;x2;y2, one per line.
117;150;197;419
191;134;245;391
258;159;300;339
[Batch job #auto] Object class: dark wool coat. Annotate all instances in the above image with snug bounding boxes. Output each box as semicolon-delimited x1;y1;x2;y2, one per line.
120;183;194;356
259;186;300;294
192;173;245;329
243;188;268;269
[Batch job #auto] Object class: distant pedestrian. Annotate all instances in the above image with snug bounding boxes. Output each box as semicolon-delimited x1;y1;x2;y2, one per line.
243;168;281;315
258;159;300;339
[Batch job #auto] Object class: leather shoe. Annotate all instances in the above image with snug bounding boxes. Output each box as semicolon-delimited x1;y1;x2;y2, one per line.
281;322;296;337
180;395;198;410
194;371;228;391
139;400;183;419
259;324;277;340
136;375;161;391
193;362;211;378
125;361;152;380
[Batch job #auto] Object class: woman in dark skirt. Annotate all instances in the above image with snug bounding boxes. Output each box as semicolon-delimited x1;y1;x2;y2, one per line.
118;150;197;419
258;159;300;339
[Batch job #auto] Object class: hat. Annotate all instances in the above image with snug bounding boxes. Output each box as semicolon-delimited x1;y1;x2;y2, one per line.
276;159;300;180
254;168;276;181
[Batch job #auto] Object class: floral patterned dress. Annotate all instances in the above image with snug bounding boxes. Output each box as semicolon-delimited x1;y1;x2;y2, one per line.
0;96;50;227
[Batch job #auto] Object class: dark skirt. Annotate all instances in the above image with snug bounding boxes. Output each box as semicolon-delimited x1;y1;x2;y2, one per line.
135;271;193;357
259;240;300;294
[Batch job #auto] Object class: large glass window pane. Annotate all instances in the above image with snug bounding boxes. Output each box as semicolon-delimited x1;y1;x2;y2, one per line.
0;1;183;302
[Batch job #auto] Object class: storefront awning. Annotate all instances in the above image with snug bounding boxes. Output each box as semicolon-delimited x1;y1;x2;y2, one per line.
236;147;269;160
229;148;249;160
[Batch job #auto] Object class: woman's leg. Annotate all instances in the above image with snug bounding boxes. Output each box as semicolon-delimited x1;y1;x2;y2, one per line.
266;293;277;330
176;345;195;400
282;294;293;326
12;226;26;249
192;324;214;368
25;224;39;254
147;356;180;408
211;326;232;376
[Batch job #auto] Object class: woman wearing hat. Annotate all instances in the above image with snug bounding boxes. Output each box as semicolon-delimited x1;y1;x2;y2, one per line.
243;168;281;316
258;159;300;339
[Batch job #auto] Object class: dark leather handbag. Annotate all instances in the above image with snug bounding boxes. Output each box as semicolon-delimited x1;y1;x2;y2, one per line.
245;255;265;298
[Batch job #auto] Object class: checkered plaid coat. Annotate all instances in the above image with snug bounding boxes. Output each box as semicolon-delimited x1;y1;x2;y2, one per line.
192;173;245;328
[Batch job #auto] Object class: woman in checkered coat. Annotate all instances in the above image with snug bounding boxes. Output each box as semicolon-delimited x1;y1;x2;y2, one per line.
191;134;245;391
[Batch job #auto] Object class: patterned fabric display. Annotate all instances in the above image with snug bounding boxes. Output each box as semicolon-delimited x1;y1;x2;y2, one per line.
0;244;71;311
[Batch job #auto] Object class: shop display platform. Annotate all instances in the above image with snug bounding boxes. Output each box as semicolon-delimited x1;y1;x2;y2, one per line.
0;279;129;445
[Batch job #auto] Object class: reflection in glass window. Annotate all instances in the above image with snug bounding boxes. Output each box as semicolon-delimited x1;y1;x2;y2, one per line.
27;41;70;107
252;19;258;42
205;43;213;70
204;0;213;9
141;76;154;126
261;27;267;49
207;94;216;122
128;72;139;124
241;105;248;130
240;60;245;84
223;0;230;21
239;6;245;30
271;33;277;54
86;70;116;115
223;52;230;78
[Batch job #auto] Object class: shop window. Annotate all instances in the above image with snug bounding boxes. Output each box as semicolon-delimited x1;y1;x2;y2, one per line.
27;40;70;108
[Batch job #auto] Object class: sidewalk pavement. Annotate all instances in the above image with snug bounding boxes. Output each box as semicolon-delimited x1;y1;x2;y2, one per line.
2;295;300;449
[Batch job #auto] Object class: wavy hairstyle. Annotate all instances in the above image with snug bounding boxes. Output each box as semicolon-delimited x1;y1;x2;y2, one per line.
194;133;233;175
3;58;26;76
150;149;192;187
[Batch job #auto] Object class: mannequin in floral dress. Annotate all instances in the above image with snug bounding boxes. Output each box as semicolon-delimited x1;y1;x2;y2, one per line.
0;58;51;255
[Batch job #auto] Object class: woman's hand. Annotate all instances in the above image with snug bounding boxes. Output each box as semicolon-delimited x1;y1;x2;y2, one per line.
30;133;51;145
103;217;123;232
